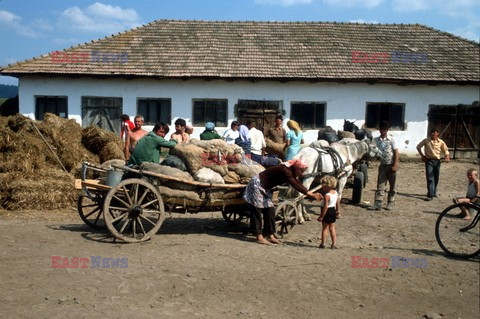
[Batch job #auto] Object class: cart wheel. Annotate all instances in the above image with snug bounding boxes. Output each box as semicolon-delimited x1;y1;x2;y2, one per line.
77;191;106;229
351;171;364;204
103;178;165;243
275;201;298;238
222;207;250;226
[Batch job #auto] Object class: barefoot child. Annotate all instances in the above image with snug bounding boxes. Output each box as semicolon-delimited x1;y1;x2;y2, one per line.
452;168;479;220
317;176;340;249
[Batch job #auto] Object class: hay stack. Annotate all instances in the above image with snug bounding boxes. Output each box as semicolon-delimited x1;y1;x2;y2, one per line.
82;126;124;162
0;113;130;211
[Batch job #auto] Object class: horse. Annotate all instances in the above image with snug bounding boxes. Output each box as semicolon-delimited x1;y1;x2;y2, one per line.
343;120;373;141
287;138;380;223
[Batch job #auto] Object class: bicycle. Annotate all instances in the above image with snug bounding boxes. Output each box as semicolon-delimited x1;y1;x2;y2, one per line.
435;200;480;259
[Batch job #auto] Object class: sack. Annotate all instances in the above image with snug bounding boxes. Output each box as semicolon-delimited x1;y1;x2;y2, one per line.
161;155;187;171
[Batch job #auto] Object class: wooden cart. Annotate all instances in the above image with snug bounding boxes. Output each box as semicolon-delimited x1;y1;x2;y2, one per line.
76;162;301;243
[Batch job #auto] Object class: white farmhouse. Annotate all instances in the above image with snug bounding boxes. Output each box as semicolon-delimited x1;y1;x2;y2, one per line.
1;20;479;157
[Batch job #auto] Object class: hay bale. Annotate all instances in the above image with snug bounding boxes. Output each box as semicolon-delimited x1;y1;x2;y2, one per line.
228;163;265;178
98;141;124;163
207;164;229;177
337;130;356;140
161;155;187;171
82;126;124;162
156;185;201;201
170;143;205;174
265;139;286;159
223;171;240;184
193;168;225;184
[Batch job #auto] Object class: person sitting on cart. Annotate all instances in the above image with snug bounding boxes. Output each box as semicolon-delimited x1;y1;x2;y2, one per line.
243;158;323;245
127;122;177;166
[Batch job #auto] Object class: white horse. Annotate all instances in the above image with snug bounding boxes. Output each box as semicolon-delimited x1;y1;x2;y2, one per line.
288;138;380;223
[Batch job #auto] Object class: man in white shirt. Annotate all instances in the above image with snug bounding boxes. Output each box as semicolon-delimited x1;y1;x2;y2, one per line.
368;121;399;211
247;121;266;165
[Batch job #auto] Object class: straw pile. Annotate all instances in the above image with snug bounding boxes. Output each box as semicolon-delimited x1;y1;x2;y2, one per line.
0;113;124;210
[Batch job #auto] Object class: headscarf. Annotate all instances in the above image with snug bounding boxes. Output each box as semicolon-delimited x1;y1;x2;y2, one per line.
282;158;308;170
238;125;250;142
287;120;301;135
205;122;215;131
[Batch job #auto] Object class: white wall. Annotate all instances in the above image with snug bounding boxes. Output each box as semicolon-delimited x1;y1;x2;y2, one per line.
18;76;479;155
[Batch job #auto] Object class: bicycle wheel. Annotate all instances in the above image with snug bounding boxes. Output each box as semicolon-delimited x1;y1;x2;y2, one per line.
435;203;480;258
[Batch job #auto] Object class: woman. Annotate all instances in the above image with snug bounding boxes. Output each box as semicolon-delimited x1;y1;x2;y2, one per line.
235;125;251;155
285;120;304;160
223;121;240;144
243;158;323;245
200;122;222;140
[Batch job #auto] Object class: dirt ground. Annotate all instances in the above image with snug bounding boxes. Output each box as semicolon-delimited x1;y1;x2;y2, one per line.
0;160;479;319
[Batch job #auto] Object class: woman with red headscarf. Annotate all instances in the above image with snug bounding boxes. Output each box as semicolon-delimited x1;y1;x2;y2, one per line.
243;158;323;245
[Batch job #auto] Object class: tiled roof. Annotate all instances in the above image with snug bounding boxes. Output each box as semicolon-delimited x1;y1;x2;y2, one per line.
1;20;479;83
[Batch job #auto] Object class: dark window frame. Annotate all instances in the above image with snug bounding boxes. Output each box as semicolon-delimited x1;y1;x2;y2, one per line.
290;101;327;130
192;98;228;127
35;96;68;120
365;102;406;130
137;97;172;125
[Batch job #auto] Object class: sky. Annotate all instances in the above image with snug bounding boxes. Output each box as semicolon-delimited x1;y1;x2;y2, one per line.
0;0;479;85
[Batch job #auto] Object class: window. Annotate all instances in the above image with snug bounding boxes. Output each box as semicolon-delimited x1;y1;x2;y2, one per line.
365;103;405;130
35;96;68;120
137;98;171;125
290;102;326;129
193;99;228;127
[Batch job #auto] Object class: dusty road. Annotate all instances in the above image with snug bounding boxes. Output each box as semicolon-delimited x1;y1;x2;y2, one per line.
0;161;479;319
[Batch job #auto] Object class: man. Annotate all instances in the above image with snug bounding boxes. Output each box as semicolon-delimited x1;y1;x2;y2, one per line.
266;114;286;144
247;121;266;165
368;121;399;211
170;118;190;144
127;122;177;166
120;114;134;142
416;128;450;200
125;115;148;161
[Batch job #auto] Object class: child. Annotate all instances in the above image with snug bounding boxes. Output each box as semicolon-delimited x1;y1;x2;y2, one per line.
452;168;479;220
317;176;340;249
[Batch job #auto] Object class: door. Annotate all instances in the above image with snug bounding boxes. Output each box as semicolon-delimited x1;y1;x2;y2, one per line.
428;103;480;159
236;100;283;135
81;97;123;134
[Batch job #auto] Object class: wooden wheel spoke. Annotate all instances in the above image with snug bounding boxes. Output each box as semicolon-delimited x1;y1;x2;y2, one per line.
139;214;157;227
133;218;137;238
84;206;101;218
141;198;159;209
119;217;131;234
108;206;129;212
138;218;147;235
93;209;102;225
82;203;100;208
137;188;151;206
122;186;133;205
112;194;131;209
112;212;129;224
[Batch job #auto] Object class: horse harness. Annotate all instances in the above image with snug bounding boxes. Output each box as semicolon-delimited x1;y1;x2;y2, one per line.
302;145;347;180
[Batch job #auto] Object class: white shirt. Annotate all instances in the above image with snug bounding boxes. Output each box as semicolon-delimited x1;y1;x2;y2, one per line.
223;129;239;145
249;127;266;155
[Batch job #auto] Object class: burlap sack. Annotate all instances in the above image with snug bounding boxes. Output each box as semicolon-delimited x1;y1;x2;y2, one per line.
141;162;195;191
265;139;286;159
194;167;225;184
337;130;356;140
169;143;205;174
